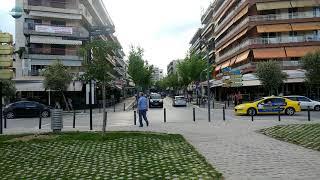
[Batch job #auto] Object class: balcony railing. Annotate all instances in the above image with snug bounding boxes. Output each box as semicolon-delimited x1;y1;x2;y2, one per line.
215;17;249;47
24;23;87;37
216;39;251;62
29;47;78;56
250;36;320;45
27;0;77;9
250;12;320;21
215;0;246;32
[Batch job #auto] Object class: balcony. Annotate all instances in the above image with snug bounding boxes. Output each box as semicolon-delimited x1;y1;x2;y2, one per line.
29;47;78;56
216;39;251;62
27;0;77;9
24;23;89;38
250;36;320;45
250;12;320;22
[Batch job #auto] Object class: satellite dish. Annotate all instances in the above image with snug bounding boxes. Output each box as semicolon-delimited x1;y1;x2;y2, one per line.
10;7;23;19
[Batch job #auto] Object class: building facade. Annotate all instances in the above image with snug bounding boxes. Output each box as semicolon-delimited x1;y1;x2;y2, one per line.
167;60;181;75
151;66;163;82
14;0;127;105
191;0;320;101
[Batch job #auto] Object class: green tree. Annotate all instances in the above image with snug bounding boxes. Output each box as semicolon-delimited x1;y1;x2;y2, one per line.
127;46;153;91
0;80;16;102
256;61;288;95
43;61;73;110
81;39;119;132
177;52;207;89
301;50;320;89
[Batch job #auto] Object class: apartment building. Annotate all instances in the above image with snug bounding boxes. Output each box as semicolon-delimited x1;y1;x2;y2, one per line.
167;60;181;75
192;0;320;100
14;0;126;105
152;66;163;82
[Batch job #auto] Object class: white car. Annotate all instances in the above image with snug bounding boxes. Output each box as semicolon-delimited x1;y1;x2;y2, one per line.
172;96;187;107
285;96;320;111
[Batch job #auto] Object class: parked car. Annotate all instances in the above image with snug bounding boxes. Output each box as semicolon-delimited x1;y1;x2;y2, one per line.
284;96;320;111
234;96;301;116
149;93;163;108
3;101;51;119
172;96;187;107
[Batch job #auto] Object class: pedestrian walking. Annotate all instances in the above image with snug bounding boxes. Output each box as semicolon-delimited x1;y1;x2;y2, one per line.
233;93;238;106
237;91;243;105
137;92;149;127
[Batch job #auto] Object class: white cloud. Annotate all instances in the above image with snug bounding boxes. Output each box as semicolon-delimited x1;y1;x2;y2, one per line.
104;0;211;73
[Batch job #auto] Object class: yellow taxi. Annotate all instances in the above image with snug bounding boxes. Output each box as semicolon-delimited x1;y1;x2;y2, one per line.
235;96;301;116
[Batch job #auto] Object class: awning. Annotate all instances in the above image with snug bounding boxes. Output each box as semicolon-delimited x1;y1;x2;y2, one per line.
285;46;320;57
15;81;83;92
217;28;248;52
229;56;238;66
256;1;291;11
30;36;82;45
234;5;248;23
215;0;236;24
215;64;222;71
291;22;320;31
291;0;320;8
257;24;292;33
235;50;250;64
253;48;286;59
221;60;231;69
29;11;82;20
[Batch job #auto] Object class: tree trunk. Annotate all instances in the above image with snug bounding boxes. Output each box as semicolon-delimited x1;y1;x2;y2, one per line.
102;82;107;133
61;91;70;111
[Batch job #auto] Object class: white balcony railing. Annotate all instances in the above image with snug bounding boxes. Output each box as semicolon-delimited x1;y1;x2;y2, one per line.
216;39;251;62
250;36;320;45
250;12;320;21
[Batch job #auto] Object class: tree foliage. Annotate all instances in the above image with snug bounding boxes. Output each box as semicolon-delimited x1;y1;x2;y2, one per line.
256;61;288;95
177;52;208;88
127;46;153;90
0;80;16;98
301;50;320;86
81;39;120;132
43;61;72;92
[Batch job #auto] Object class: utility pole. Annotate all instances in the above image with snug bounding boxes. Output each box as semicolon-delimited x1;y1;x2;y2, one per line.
206;43;211;123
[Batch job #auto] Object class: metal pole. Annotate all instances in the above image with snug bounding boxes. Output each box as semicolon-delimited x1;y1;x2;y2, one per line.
113;100;116;112
193;108;196;122
4;113;6;129
39;111;42;129
134;111;137;125
88;34;93;131
164;108;167;123
251;112;254;122
223;106;226;121
73;109;76;128
278;106;281;122
123;103;126;111
206;43;211;123
308;106;311;121
0;82;3;134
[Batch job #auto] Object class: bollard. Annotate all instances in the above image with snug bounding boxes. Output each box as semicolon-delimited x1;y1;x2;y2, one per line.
99;103;101;113
134;111;137;125
4;115;7;129
114;102;116;112
123;103;126;111
193;108;196;122
278;107;281;122
223;106;226;121
164;108;167;123
225;101;227;108
212;100;215;109
308;106;311;121
251;112;254;122
39;111;42;129
73;109;76;128
227;99;230;107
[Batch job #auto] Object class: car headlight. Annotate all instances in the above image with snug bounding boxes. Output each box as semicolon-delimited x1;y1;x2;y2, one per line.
236;105;244;109
150;100;154;103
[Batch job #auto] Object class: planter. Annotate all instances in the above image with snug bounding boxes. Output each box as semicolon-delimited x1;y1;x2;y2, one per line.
51;109;63;132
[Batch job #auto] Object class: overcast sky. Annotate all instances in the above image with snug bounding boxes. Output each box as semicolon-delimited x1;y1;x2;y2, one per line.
0;0;211;74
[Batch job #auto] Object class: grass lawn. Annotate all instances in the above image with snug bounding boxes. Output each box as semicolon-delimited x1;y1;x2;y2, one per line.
260;124;320;151
0;132;222;179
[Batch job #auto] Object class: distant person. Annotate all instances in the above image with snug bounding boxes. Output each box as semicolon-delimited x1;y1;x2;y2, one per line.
237;91;243;104
233;93;238;106
138;92;149;127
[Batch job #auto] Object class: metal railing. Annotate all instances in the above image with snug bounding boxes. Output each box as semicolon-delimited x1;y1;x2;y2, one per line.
27;0;77;9
29;47;78;56
216;39;251;62
24;23;83;37
250;36;320;44
250;12;320;21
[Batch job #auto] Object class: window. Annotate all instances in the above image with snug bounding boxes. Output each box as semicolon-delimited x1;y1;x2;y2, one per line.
28;0;42;6
51;20;66;27
313;7;320;17
24;102;38;108
13;102;25;108
298;97;311;102
51;44;66;55
288;8;298;19
289;31;298;37
286;97;298;101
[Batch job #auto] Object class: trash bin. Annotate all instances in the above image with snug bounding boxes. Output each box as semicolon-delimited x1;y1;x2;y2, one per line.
51;109;63;132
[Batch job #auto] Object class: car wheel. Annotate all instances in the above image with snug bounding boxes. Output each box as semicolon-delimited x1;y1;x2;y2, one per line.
41;110;50;118
314;105;320;111
6;112;15;119
285;107;295;116
247;108;257;116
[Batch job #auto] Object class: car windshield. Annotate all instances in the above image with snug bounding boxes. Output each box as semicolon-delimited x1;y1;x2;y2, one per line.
176;97;184;100
150;94;161;99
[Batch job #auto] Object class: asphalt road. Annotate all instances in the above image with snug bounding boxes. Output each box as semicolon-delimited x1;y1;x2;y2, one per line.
2;97;320;134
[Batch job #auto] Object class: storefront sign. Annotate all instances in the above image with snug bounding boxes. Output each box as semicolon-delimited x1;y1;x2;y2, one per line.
35;25;73;35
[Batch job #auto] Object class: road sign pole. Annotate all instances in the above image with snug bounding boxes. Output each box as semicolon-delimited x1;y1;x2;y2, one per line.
0;82;3;134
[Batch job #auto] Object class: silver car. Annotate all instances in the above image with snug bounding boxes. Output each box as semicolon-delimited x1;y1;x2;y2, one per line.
285;96;320;111
172;96;187;107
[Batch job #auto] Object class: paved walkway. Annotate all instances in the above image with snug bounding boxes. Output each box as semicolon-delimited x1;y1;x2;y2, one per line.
108;120;320;180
